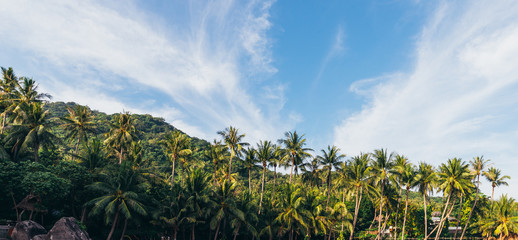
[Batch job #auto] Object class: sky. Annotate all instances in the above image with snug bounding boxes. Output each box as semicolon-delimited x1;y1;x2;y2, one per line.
1;0;518;198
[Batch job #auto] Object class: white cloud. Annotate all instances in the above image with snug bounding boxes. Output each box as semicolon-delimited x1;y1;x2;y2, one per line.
334;1;518;198
0;0;293;142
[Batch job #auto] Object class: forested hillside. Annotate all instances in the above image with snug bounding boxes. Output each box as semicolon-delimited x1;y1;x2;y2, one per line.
1;67;516;240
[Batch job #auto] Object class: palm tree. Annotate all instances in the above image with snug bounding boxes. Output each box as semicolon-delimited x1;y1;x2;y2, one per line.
433;158;473;240
414;162;436;239
344;153;370;240
205;140;227;186
87;164;148;240
210;180;245;240
217;126;248;181
392;154;409;239
317;145;346;207
460;156;490;240
301;157;322;187
484;167;510;203
269;146;283;204
104;112;137;164
184;168;213;240
278;131;312;184
370;148;395;240
6;102;56;162
161;131;192;186
275;185;310;240
400;163;416;240
257;140;275;215
61;105;96;154
242;147;259;195
479;194;518;239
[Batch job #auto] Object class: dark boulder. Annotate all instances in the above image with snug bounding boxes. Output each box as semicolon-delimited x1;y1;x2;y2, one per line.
46;217;91;240
11;220;47;240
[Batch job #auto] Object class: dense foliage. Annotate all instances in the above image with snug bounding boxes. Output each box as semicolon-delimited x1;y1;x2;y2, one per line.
1;67;516;240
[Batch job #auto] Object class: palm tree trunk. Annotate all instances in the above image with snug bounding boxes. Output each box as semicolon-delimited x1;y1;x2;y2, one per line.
119;218;128;240
258;162;266;215
395;187;403;240
214;221;221;240
248;168;252;195
228;152;234;181
401;187;410;240
289;156;294;184
75;136;81;155
376;182;384;240
171;157;176;186
233;225;241;240
423;193;428;240
191;224;195;240
434;195;456;240
460;175;481;240
34;143;39;162
272;166;277;205
326;168;332;208
106;209;119;240
454;194;464;239
349;186;362;240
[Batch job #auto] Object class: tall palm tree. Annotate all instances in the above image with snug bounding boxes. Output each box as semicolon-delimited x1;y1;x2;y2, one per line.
269;145;283;204
104;112;137;164
6;102;56;162
275;185;310;240
161;131;192;186
479;194;518;239
400;163;416;240
484;167;510;203
392;154;409;239
344;153;370;240
460;156;490;240
61;105;97;154
301;157;322;187
414;162;436;239
87;164;148;240
205;140;227;186
257;140;275;215
242;147;259;195
184;168;213;240
218;126;248;181
317;145;346;207
210;180;245;240
370;148;395;240
433;158;473;240
278;131;312;184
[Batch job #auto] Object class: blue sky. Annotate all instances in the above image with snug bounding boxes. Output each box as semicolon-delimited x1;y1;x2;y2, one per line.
1;0;518;198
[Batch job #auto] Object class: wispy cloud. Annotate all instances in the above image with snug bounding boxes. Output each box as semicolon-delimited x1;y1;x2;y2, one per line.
334;1;518;198
313;26;345;85
0;0;292;142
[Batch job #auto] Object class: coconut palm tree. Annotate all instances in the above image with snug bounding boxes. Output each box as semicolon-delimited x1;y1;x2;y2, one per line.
269;145;283;204
6;102;56;162
343;153;370;240
242;147;259;194
433;158;473;240
104;112;137;164
317;145;346;207
161;131;192;186
484;167;510;203
400;163;416;240
217;126;248;181
275;185;310;240
460;156;490;240
414;162;436;239
257;140;275;215
61;105;96;154
370;148;395;240
301;157;322;187
278;131;312;184
205;140;227;186
210;180;245;240
479;194;518;239
87;164;148;240
183;168;213;240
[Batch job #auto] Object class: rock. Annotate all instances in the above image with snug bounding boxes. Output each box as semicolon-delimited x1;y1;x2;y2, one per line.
46;217;91;240
31;234;47;240
11;220;47;240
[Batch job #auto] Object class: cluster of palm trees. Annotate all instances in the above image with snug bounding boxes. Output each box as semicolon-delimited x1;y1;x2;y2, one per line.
1;67;516;240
